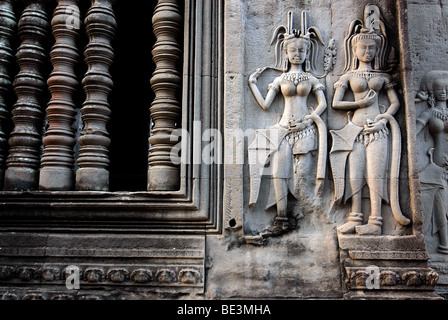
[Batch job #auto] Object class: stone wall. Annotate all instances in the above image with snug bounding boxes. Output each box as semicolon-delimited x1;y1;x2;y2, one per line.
408;0;448;298
206;0;443;299
0;0;446;301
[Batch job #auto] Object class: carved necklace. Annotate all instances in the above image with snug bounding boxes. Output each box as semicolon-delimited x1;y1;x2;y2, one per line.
429;107;448;123
281;72;311;85
351;70;382;81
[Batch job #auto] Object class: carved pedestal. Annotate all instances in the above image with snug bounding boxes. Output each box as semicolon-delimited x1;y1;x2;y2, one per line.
338;234;441;299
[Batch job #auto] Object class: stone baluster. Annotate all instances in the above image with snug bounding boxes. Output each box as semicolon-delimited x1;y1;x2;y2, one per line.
0;0;17;189
4;0;50;191
75;0;116;191
148;0;182;191
39;0;81;190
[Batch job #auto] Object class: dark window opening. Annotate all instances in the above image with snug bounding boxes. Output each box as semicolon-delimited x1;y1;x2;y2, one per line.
108;1;157;192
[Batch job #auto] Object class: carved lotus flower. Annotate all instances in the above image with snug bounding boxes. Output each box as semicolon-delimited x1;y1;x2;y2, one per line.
1;293;19;300
50;294;74;300
23;293;47;300
380;271;398;287
178;269;201;285
354;271;367;288
403;271;423;286
41;267;61;282
0;266;15;280
130;269;153;284
17;267;37;281
84;267;105;283
107;268;129;283
426;271;439;286
156;269;176;284
62;266;83;281
78;295;102;300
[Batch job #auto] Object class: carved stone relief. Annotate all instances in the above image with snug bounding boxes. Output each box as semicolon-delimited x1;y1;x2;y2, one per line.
0;264;203;287
0;232;205;299
245;4;415;241
0;0;444;301
415;70;448;255
225;1;441;300
247;10;333;239
329;4;410;236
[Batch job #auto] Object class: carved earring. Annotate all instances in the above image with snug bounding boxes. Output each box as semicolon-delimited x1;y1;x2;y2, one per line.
428;93;435;108
305;59;311;72
374;51;380;70
283;57;289;72
352;56;358;71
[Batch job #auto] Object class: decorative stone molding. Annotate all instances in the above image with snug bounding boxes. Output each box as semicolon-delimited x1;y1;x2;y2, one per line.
130;269;153;284
349;250;430;261
179;268;201;285
0;0;17;190
41;267;61;282
0;291;107;300
0;266;15;281
39;0;81;191
155;268;177;284
0;233;205;295
0;264;202;288
147;0;182;191
345;267;439;290
338;234;440;299
50;294;74;300
84;267;105;283
16;266;39;282
4;0;51;191
0;292;19;300
22;293;48;300
107;268;129;283
75;0;116;191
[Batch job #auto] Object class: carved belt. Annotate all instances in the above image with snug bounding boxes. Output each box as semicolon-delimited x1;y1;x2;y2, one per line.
284;124;317;155
355;127;389;146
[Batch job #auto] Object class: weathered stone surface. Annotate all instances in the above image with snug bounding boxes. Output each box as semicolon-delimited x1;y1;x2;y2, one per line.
0;0;446;302
40;0;81;191
4;0;51;191
409;0;448;298
206;212;341;299
75;0;116;191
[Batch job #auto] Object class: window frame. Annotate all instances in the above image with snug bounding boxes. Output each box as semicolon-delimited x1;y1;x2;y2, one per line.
0;0;223;235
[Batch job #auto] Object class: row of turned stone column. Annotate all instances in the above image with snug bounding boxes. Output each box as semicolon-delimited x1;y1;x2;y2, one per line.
0;0;182;192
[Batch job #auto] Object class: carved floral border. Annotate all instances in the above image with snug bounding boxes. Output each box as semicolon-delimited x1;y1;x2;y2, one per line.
345;267;439;289
0;265;203;287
